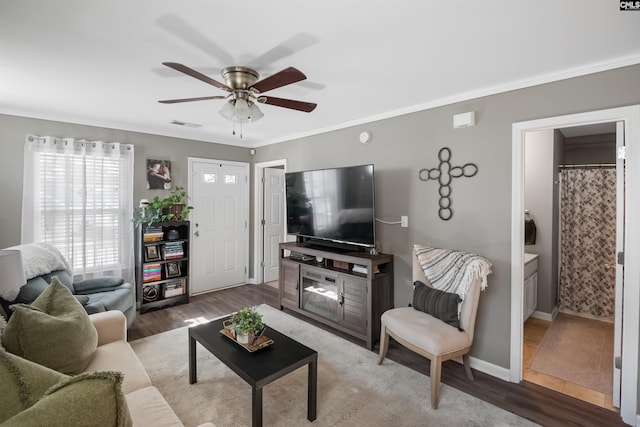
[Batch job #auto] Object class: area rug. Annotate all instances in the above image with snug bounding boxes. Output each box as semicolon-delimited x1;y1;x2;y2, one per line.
529;313;614;394
131;304;538;427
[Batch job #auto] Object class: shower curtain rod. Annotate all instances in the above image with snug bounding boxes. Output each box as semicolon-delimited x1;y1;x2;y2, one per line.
558;163;615;169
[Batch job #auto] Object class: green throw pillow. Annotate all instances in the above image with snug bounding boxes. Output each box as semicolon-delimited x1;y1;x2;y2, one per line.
2;371;132;427
1;277;98;375
0;347;69;423
412;280;463;331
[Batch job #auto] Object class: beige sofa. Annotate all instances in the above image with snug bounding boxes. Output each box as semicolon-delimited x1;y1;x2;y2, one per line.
87;310;215;427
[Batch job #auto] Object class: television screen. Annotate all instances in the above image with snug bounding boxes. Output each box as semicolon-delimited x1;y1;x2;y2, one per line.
286;164;375;248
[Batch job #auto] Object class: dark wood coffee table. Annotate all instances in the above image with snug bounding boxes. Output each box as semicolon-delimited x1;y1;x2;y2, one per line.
188;315;318;427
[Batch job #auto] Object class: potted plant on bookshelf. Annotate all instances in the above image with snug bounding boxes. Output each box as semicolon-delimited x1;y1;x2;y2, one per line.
164;186;194;220
133;186;194;226
229;307;264;344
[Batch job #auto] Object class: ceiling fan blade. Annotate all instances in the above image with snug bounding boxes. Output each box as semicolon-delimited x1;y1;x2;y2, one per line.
162;62;232;91
157;15;235;65
250;67;307;94
258;96;317;112
248;33;318;70
159;95;227;104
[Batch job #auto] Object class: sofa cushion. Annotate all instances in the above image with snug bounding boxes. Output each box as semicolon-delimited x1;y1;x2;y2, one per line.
85;283;135;315
412;280;462;330
0;347;68;423
126;386;184;427
74;276;125;294
2;371;132;427
13;276;49;304
85;339;152;394
1;277;98;374
75;294;90;306
42;270;74;293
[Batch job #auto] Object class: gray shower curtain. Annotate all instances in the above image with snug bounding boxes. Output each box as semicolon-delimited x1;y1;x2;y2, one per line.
559;168;616;317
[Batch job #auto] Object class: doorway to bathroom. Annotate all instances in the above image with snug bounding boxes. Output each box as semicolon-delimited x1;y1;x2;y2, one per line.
510;105;640;426
522;123;618;410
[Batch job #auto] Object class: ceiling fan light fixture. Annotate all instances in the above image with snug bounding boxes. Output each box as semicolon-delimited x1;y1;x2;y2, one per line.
219;100;235;120
247;102;264;122
234;98;250;120
219;97;263;123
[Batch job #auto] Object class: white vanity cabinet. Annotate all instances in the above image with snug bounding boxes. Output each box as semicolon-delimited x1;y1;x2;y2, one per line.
523;253;539;321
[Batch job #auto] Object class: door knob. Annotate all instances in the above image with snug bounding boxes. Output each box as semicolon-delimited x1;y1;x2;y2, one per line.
194;231;200;237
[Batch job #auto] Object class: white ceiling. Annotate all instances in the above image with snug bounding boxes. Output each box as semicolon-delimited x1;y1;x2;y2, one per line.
1;1;639;148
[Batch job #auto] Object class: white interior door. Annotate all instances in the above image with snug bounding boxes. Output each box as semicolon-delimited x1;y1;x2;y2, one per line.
189;159;248;294
262;167;285;283
613;121;625;407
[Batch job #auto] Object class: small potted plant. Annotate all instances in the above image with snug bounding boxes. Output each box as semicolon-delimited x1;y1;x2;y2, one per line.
229;307;264;344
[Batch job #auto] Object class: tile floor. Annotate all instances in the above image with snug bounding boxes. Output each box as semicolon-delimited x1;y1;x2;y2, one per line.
523;317;617;411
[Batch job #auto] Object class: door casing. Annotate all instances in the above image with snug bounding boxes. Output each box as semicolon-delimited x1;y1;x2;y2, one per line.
511;105;640;425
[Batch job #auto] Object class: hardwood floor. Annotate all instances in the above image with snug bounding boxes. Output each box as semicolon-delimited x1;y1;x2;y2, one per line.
128;284;626;427
523;317;616;410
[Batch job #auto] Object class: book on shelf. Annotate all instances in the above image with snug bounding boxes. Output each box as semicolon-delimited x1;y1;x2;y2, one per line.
142;263;162;283
352;264;368;274
162;242;184;259
352;264;380;275
143;227;164;242
163;279;185;298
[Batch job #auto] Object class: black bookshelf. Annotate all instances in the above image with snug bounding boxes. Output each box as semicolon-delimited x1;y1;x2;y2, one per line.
135;221;190;313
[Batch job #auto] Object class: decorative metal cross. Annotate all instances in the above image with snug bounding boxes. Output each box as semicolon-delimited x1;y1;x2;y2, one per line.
418;147;478;220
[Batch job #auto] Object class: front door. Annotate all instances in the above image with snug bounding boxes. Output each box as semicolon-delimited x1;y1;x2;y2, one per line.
189;158;248;294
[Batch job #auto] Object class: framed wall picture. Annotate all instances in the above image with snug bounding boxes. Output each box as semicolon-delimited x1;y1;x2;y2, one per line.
146;159;172;190
165;261;181;278
144;244;161;262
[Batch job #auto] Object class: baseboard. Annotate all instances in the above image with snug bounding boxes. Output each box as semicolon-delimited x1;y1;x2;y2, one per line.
558;308;615;323
451;355;511;382
531;305;559;322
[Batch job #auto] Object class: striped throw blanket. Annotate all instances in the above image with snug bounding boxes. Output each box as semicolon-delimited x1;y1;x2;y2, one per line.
414;245;492;301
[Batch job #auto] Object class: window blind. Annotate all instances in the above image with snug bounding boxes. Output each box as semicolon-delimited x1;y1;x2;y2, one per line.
22;136;135;284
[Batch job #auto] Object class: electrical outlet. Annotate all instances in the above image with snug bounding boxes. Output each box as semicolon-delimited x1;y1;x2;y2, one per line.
401;216;408;228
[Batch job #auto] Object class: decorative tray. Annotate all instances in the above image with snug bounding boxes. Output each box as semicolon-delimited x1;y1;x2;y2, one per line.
220;326;274;353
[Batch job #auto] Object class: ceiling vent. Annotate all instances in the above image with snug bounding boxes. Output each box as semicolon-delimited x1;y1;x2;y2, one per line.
171;120;202;128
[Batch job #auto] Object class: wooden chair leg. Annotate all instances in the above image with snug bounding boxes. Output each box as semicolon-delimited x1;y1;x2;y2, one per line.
463;353;474;381
430;356;442;409
377;325;389;365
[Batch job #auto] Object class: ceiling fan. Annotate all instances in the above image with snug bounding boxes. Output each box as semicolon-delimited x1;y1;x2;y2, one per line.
159;62;317;134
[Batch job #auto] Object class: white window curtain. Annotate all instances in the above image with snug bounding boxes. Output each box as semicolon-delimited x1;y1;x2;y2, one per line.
21;135;135;285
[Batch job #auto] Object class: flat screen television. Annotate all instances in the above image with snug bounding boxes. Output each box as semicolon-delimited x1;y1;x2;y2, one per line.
285;164;375;250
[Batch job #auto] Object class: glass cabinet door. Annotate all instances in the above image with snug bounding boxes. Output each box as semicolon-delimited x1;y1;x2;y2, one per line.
301;267;338;321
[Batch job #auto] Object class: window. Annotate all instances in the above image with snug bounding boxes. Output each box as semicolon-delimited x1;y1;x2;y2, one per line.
22;136;135;283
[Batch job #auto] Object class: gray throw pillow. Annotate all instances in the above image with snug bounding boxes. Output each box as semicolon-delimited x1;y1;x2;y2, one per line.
412;280;463;331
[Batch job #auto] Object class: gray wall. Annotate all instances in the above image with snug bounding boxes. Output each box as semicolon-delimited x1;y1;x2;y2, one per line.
564;133;616;164
1;64;639;373
524;129;557;314
255;64;640;369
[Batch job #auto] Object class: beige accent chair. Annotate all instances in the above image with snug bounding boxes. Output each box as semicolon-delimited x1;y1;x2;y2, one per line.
377;248;482;409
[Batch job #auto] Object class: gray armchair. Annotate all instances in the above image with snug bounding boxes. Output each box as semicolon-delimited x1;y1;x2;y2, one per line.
0;244;136;327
